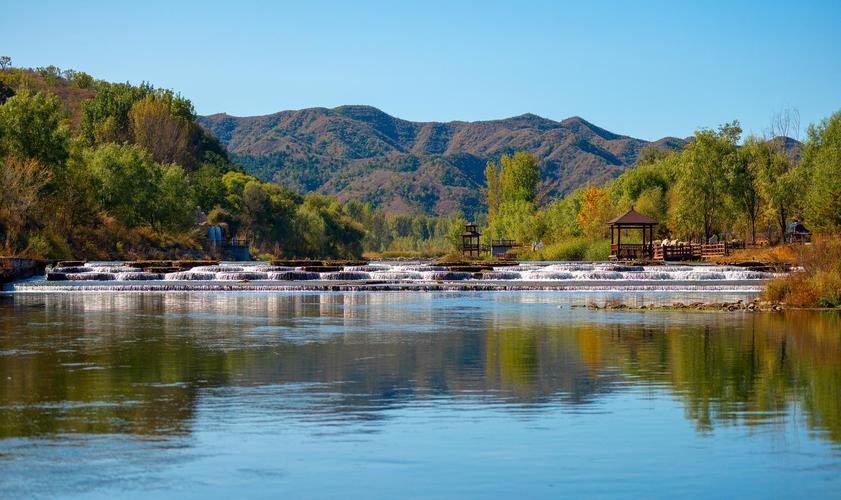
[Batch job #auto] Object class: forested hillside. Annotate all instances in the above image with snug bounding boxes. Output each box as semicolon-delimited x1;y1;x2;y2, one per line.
199;106;686;216
0;63;366;259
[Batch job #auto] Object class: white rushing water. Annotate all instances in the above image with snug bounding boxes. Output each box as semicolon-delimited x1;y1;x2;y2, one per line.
42;261;776;286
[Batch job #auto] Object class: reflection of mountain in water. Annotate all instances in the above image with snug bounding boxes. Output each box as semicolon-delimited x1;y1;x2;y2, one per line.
1;294;839;443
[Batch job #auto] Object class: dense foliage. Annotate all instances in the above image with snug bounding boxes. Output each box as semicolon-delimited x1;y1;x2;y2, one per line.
477;112;840;261
1;58;838;263
0;63;365;259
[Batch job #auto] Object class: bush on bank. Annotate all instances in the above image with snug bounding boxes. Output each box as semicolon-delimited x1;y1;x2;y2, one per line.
763;238;841;308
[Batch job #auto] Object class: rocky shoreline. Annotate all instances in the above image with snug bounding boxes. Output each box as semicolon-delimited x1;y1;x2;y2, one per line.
585;298;788;312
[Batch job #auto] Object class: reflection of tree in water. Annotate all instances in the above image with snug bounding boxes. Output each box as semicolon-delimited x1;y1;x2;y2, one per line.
1;294;839;443
575;312;841;442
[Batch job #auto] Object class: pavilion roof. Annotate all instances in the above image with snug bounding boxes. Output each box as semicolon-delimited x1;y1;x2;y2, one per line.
607;209;658;226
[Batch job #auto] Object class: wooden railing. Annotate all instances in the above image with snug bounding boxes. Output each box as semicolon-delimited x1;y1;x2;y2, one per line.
649;242;731;261
701;243;727;258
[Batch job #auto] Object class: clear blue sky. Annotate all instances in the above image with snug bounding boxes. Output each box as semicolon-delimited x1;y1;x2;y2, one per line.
3;0;840;140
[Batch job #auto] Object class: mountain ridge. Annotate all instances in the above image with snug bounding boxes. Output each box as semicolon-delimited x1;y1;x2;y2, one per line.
199;106;687;216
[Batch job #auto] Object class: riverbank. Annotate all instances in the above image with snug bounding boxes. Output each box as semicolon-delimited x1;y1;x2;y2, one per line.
0;257;48;284
759;238;841;308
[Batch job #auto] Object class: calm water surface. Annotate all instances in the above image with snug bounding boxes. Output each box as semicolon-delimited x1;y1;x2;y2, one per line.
1;291;840;498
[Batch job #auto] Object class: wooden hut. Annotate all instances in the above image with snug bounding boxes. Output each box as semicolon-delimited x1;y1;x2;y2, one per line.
608;209;658;260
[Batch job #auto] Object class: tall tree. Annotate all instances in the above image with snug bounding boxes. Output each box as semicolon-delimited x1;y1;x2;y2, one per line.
801;110;841;234
483;160;502;220
0;156;52;249
672;122;740;241
576;185;614;239
755;150;801;240
87;143;166;228
499;151;540;205
129;95;192;167
728;137;765;243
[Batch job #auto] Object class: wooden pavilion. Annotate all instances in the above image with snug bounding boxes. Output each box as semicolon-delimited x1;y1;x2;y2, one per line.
607;209;658;260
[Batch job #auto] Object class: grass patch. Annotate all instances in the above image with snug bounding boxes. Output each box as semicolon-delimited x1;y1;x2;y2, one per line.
524;238;610;261
718;244;798;265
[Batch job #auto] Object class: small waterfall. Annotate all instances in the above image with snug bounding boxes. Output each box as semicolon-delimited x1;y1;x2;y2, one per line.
65;272;116;281
344;265;391;272
190;265;244;273
87;265;143;273
320;271;372;281
116;272;163;280
672;271;727;280
165;272;217;280
370;271;424;280
50;266;91;273
216;272;269;281
624;271;675;280
268;271;319;280
481;271;522;280
402;265;448;272
421;271;472;281
522;270;574;280
606;265;645;272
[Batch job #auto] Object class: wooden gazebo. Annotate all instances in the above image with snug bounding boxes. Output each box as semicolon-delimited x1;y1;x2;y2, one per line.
608;209;658;260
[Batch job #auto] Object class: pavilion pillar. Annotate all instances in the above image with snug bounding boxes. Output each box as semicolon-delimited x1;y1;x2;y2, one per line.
617;226;621;258
642;225;646;258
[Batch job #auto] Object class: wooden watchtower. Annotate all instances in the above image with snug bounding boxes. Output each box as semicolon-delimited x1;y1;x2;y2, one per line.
461;223;481;258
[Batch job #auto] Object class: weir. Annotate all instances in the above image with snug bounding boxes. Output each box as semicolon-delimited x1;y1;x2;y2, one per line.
6;260;778;293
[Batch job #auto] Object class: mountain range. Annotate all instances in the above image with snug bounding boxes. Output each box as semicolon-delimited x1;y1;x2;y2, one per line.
198;106;687;216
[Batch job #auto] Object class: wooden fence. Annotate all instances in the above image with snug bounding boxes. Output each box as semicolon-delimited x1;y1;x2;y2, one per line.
650;242;731;261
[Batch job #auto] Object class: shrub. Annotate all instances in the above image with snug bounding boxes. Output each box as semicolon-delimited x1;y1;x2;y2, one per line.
762;238;841;308
528;238;610;261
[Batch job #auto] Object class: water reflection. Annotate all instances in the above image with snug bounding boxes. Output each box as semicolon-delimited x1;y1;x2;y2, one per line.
1;292;839;445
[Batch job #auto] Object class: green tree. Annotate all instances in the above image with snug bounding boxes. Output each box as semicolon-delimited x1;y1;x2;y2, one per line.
728;137;765;243
499;151;540;205
801;110;841;233
483;160;502;220
80;81;153;144
755;149;801;240
156;163;195;231
543;188;584;242
672;122;740;241
87;143;164;228
0;90;69;170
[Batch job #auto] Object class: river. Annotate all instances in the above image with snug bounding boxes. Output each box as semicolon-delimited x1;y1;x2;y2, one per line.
1;290;839;498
